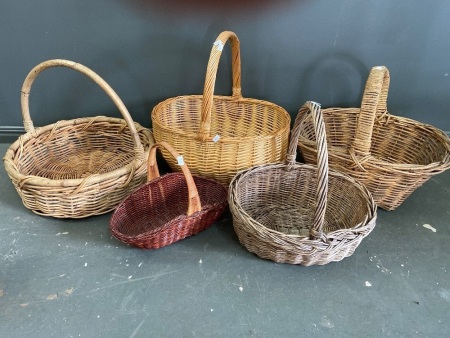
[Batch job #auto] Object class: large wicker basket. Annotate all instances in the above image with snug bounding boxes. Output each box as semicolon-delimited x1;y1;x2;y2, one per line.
3;59;154;218
229;101;377;266
151;31;291;185
109;141;228;249
298;66;450;210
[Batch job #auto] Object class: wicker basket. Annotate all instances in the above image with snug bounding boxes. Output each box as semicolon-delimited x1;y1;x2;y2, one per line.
109;141;228;249
298;66;450;210
151;31;291;185
229;101;377;266
3;59;154;218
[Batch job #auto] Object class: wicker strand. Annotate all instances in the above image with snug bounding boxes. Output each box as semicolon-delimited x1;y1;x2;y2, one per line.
20;59;145;161
148;142;202;216
288;102;328;241
352;66;390;157
198;31;242;141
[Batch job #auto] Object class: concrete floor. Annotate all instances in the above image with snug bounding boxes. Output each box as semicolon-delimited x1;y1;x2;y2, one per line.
1;142;449;337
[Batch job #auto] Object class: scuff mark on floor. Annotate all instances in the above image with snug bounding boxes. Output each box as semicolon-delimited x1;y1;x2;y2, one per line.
62;287;74;297
438;289;450;302
423;224;437;233
320;315;334;328
46;294;58;300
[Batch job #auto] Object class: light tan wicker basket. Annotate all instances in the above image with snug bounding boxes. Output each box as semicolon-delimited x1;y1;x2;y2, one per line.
3;59;154;218
229;101;377;266
297;66;450;210
151;31;291;185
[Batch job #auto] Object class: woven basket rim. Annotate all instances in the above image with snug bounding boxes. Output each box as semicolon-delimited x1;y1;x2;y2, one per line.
110;172;228;240
3;117;153;187
230;161;377;240
151;94;291;142
298;110;450;173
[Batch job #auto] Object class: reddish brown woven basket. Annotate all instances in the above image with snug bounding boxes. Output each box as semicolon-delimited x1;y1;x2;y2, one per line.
109;141;228;249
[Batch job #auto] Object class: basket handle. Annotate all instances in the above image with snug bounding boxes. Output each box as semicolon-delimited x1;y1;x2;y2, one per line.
352;66;390;156
20;59;145;158
147;141;202;216
197;31;242;140
286;101;328;242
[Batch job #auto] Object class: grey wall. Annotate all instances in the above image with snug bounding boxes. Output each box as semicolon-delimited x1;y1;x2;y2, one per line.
1;0;449;137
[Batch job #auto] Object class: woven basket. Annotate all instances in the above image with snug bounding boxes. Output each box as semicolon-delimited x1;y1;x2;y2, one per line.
229;101;377;266
109;141;228;249
298;66;450;210
151;31;291;185
3;59;154;218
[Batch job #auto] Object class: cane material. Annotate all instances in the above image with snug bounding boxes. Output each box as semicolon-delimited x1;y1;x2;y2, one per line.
109;141;228;249
229;101;377;266
152;31;291;185
3;59;154;218
298;66;450;210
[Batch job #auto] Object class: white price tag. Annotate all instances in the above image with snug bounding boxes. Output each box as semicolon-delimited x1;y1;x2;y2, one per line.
177;155;185;166
213;40;224;51
212;134;221;143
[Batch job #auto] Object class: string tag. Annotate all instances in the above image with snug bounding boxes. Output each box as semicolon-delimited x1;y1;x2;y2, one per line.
177;155;185;166
212;134;220;143
213;40;224;51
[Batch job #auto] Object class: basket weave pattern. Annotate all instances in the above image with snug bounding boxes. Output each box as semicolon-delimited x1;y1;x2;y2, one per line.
229;101;377;266
152;31;290;185
3;59;154;218
298;66;450;210
110;141;228;249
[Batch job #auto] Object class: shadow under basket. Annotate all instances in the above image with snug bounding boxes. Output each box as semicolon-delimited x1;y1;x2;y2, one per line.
109;142;228;249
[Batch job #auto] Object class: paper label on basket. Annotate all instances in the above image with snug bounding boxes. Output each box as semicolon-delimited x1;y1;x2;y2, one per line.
212;134;220;143
213;40;224;51
177;155;185;166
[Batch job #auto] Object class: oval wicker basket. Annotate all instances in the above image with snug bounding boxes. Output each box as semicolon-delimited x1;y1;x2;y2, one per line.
3;59;154;218
151;31;291;185
297;66;450;210
229;101;377;266
109;141;228;249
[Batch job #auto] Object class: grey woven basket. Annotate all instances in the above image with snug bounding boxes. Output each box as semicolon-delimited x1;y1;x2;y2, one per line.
229;101;377;266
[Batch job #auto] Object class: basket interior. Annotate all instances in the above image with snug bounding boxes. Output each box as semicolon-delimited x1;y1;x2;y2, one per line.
299;109;449;165
111;174;227;237
155;96;289;138
234;165;370;236
15;120;151;180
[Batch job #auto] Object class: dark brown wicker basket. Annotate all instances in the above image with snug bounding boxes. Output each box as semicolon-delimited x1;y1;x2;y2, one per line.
109;141;228;249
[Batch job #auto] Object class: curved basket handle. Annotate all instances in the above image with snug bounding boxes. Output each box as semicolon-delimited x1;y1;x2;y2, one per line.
286;101;328;242
197;31;242;140
20;59;144;158
352;66;390;156
147;141;202;216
